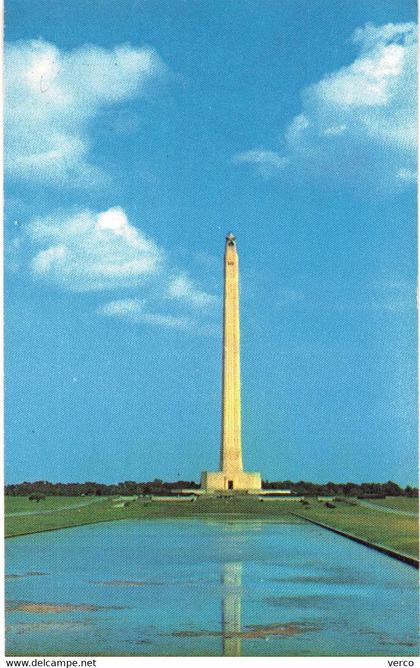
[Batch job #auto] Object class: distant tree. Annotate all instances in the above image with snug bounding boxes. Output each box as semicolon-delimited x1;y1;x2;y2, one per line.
325;482;338;494
29;494;46;502
343;483;361;497
383;480;403;496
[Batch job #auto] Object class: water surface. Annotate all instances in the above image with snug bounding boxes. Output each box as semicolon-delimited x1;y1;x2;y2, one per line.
6;519;418;656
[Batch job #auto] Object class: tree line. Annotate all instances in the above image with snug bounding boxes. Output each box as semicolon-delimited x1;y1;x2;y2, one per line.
262;480;418;497
4;479;418;497
4;479;200;497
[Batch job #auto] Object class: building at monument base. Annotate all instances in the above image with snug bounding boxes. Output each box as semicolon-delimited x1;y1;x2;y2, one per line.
201;471;262;492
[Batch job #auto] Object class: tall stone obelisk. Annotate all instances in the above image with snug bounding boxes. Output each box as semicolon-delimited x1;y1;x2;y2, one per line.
201;234;261;492
221;232;243;474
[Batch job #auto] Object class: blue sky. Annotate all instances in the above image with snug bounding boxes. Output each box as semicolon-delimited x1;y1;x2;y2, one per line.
5;0;417;485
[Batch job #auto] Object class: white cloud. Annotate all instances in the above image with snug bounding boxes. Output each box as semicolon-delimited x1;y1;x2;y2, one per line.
168;272;217;308
99;298;209;333
28;207;164;291
371;278;416;312
234;22;417;191
323;124;347;137
396;167;417;183
233;150;288;169
285;114;310;143
32;244;67;272
5;39;165;186
100;298;146;316
20;205;219;332
100;297;190;328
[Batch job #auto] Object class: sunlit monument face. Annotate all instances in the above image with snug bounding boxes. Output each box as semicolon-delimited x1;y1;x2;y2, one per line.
201;234;261;492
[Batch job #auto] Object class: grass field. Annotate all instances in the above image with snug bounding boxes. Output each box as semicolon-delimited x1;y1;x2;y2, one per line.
4;495;419;562
5;495;109;515
363;497;419;512
5;495;301;537
295;500;418;559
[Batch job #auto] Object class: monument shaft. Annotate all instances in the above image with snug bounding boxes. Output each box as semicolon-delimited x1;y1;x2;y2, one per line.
221;237;243;473
201;233;261;492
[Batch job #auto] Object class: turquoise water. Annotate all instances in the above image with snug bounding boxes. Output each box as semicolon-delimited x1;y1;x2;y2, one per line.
6;519;418;656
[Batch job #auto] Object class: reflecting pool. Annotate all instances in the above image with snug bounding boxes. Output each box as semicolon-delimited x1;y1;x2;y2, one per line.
6;519;418;656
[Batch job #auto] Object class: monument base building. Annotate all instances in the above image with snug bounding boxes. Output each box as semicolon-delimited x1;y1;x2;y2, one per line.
201;471;262;492
201;233;262;493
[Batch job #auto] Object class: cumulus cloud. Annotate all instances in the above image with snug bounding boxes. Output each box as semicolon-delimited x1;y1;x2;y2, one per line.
234;22;417;191
168;272;217;308
19;205;218;332
28;207;164;291
99;298;192;330
100;298;146;316
5;39;165;186
396;167;417;183
99;297;218;334
233;150;289;176
370;278;416;312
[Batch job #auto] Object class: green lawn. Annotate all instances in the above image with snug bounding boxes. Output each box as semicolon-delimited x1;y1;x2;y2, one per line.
5;495;419;563
5;495;301;537
5;495;108;515
362;497;419;513
295;500;419;559
5;496;117;537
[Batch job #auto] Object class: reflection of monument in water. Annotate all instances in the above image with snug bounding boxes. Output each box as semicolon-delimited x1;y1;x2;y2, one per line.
221;562;242;656
215;520;263;656
202;519;263;656
201;234;262;492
